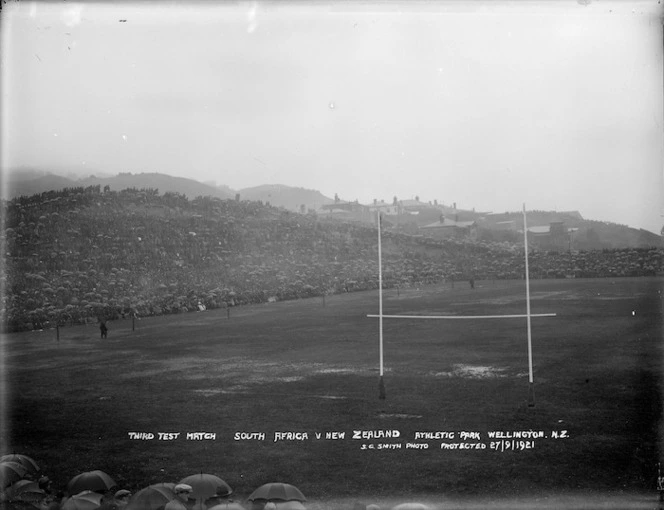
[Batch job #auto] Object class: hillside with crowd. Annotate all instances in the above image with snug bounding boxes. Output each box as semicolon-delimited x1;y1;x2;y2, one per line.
2;186;663;332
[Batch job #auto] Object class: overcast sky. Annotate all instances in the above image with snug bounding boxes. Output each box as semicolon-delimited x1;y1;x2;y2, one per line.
2;0;663;232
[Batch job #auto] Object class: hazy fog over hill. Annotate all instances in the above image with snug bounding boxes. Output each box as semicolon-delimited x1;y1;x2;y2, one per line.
3;2;662;235
236;184;334;212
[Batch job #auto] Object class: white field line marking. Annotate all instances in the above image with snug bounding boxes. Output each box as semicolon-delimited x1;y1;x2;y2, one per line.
367;313;557;319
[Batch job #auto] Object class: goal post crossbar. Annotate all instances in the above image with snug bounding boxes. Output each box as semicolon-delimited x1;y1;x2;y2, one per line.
367;313;557;320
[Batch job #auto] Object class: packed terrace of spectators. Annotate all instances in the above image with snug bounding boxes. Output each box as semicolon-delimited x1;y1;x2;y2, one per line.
2;186;662;332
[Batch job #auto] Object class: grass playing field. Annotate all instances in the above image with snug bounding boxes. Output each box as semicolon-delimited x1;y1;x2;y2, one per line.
3;277;663;510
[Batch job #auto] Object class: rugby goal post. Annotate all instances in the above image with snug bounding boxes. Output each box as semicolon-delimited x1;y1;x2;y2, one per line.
371;205;554;406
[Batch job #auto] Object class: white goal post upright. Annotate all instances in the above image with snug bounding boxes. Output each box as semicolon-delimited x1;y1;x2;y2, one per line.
378;210;386;400
523;204;535;407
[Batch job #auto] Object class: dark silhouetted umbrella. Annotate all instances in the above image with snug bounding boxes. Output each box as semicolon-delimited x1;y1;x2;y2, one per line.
62;491;103;510
262;502;305;510
6;480;45;502
207;503;245;510
0;462;28;488
67;471;116;495
247;484;305;503
125;483;176;510
0;455;39;477
178;474;232;501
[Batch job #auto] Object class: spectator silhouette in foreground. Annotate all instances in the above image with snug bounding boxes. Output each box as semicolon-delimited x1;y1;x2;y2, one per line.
165;484;193;510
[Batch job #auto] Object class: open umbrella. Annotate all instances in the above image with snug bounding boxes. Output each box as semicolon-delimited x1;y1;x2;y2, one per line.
125;483;176;510
178;474;232;501
207;503;246;510
262;502;305;510
391;505;429;510
6;480;45;502
0;456;40;477
0;462;28;488
247;484;305;503
67;471;116;495
62;491;103;510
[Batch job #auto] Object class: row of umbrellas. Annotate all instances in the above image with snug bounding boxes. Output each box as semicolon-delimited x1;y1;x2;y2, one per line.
124;484;306;510
1;458;308;510
52;480;306;510
1;455;41;485
1;455;46;510
1;457;430;510
63;472;305;504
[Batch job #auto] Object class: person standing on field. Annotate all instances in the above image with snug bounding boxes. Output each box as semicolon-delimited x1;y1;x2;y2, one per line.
99;319;108;339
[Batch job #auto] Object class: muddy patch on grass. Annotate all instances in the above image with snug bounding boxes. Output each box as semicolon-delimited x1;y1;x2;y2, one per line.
122;358;368;395
317;368;355;374
193;389;226;396
315;367;377;375
275;376;305;383
193;387;348;399
121;356;220;379
433;364;507;379
123;357;384;381
378;413;423;419
182;372;306;384
457;290;582;306
595;295;642;301
398;310;456;317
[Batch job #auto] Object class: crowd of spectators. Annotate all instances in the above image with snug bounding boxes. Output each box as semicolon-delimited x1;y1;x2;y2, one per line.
0;454;414;510
2;186;663;332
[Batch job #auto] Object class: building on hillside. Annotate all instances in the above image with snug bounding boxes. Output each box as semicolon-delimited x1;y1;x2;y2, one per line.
493;220;517;231
366;198;439;224
320;200;372;223
367;199;400;216
420;215;478;240
524;221;578;251
399;198;432;215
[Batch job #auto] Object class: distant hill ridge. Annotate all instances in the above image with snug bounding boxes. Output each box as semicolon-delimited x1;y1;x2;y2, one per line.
5;171;332;212
6;171;234;201
238;184;334;211
4;170;662;248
